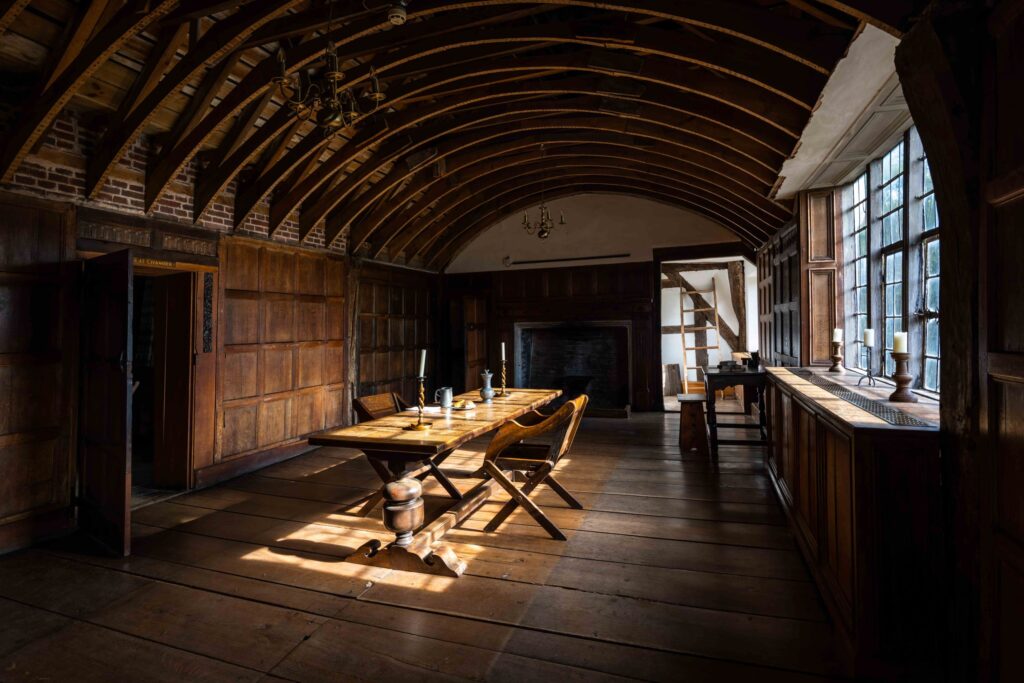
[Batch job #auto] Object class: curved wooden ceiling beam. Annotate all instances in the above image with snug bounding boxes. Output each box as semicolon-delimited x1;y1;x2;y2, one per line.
246;0;849;72
299;107;780;243
355;139;781;257
361;145;787;257
304;92;787;240
228;46;808;230
200;50;801;225
387;159;776;260
813;1;924;36
84;1;302;200
432;185;742;271
345;132;790;256
275;78;791;238
403;163;773;257
424;177;758;268
172;13;818;224
0;0;179;183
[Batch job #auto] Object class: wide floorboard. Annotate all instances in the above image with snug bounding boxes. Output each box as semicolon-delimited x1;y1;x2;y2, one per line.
0;410;849;682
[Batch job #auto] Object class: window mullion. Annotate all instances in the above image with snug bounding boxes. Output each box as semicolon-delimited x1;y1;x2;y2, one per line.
905;129;924;387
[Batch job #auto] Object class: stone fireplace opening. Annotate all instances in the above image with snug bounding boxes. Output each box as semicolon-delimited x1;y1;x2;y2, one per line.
514;321;631;417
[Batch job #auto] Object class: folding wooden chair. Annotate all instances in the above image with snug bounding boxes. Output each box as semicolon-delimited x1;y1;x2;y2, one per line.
481;394;589;540
353;391;411;422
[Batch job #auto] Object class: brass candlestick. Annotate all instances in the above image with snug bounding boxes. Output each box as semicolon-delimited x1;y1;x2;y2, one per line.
888;352;918;403
406;376;433;430
828;340;844;373
499;359;507;396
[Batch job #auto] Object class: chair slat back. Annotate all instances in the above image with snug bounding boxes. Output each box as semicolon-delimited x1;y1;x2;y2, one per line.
483;399;577;463
552;394;589;463
354;392;402;422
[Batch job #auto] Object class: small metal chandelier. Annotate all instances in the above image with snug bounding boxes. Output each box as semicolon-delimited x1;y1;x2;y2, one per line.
271;1;386;139
521;201;566;239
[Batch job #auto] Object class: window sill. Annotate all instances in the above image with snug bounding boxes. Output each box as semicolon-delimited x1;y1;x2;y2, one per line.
843;367;940;402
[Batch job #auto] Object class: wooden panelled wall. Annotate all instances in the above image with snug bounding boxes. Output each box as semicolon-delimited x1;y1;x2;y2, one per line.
354;263;438;403
444;262;657;411
0;194;77;550
757;223;801;366
215;238;348;483
756;189;840;368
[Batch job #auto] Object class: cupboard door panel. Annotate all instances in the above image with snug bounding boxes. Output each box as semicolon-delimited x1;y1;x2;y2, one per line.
822;422;855;628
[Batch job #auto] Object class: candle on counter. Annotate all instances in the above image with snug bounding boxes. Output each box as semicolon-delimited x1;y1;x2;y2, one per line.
833;328;843;343
893;331;908;353
863;328;875;348
418;349;427;377
501;342;506;361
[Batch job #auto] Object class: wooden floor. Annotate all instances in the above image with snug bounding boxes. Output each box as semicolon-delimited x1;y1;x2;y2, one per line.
0;409;849;682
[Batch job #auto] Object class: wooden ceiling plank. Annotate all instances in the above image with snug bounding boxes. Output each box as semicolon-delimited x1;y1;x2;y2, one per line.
0;0;33;37
116;21;189;121
154;2;837;232
43;0;118;91
85;0;303;202
0;0;178;184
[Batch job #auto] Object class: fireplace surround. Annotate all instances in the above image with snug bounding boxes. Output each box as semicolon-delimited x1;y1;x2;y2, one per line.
514;321;632;417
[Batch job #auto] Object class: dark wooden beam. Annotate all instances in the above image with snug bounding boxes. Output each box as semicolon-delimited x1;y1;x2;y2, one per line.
0;0;179;184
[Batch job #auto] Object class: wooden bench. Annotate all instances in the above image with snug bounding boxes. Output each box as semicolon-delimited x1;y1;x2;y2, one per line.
676;393;708;456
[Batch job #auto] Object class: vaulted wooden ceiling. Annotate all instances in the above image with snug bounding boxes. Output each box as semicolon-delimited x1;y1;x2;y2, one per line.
0;1;926;269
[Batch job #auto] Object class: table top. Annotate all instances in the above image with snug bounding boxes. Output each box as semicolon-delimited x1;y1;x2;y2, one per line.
308;388;562;456
766;366;938;432
705;365;766;376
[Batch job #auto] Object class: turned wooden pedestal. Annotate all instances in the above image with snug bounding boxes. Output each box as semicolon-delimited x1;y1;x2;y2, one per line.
677;393;709;456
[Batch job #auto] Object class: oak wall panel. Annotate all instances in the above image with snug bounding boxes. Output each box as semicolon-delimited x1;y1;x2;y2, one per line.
355;264;438;403
0;194;76;553
224;293;259;345
296;298;325;341
261;345;293;395
222;403;258;457
297;343;324;389
222;347;258;400
213;238;348;478
262;295;294;342
258;397;289;447
222;240;261;291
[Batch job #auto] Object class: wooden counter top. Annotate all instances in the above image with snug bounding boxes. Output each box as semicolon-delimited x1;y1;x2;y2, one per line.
766;367;939;432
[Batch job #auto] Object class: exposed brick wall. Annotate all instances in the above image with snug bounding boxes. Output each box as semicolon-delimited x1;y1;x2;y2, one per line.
1;109;347;254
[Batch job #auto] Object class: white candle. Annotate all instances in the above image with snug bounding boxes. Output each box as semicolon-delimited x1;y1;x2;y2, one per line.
832;328;843;343
418;349;426;377
893;331;907;353
863;328;875;348
501;342;506;362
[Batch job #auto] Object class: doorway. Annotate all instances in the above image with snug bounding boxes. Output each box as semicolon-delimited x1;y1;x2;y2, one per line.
130;269;193;508
79;250;204;555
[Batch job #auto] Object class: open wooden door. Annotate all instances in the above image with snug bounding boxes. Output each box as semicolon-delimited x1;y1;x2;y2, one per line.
79;249;133;556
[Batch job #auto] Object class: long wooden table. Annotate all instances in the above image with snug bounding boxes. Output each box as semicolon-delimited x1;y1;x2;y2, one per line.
308;387;562;576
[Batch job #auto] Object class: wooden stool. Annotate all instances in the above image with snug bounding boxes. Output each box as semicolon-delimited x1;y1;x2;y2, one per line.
677;393;709;456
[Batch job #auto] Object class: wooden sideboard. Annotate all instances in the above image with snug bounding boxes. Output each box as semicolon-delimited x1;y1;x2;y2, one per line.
764;367;942;682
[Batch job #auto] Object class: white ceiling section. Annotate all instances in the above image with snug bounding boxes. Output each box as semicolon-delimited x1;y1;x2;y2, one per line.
776;25;910;198
445;193;738;273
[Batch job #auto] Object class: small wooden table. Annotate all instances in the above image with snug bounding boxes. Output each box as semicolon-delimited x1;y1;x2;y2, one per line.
308;387;562;575
704;366;768;454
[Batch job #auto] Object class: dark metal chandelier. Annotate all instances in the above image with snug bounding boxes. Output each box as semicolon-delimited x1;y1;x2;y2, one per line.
271;1;387;139
521;201;566;239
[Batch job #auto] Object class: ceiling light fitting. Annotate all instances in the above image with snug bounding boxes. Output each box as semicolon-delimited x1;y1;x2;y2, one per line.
521;200;566;239
272;1;387;139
